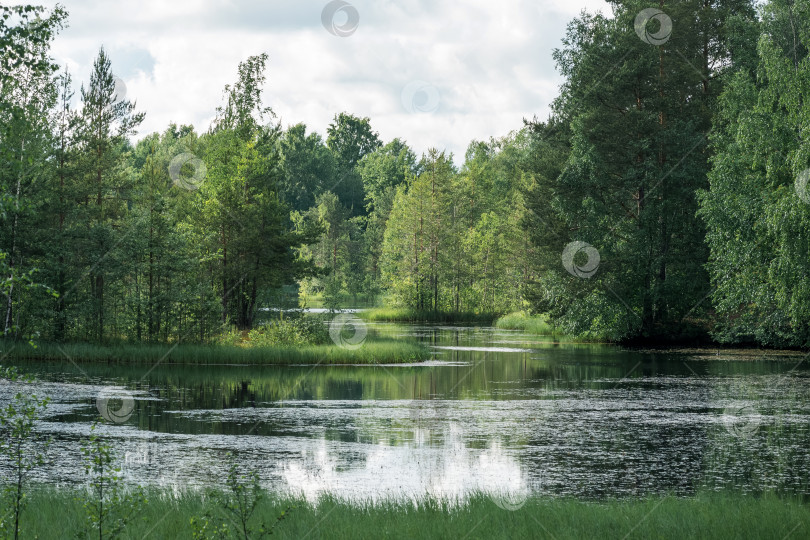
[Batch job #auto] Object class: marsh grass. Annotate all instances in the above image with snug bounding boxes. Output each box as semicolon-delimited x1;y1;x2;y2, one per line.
12;488;810;539
493;312;614;343
494;311;558;334
0;339;429;366
360;308;499;324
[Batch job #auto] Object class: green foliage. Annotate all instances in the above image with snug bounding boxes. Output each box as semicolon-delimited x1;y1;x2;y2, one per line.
191;454;291;539
380;140;530;314
212;53;273;139
359;308;498;324
0;4;66;81
0;366;49;540
247;314;330;347
524;0;758;342
73;46;145;343
190;516;230;540
78;423;146;539
355;140;420;303
277;123;336;212
357;138;419;215
3;43;317;344
2;339;429;365
0;3;66;340
698;0;810;347
7;489;810;540
326;113;382;216
296;191;356;306
3;0;810;348
494;312;557;335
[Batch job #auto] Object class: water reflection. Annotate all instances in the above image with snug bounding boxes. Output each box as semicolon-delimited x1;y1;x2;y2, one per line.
1;323;809;502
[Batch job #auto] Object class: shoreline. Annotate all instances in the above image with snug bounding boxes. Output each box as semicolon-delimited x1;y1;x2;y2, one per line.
0;339;431;366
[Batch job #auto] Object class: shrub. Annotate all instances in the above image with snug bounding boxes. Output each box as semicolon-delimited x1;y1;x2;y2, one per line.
247;314;329;347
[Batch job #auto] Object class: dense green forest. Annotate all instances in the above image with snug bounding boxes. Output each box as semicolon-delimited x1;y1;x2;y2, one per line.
1;0;809;347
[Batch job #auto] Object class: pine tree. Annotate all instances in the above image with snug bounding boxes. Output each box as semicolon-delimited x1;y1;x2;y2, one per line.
524;0;758;340
74;47;144;341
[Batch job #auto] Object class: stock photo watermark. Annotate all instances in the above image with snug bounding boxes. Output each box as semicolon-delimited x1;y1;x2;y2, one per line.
95;386;135;423
169;153;207;190
328;313;367;349
477;439;532;511
721;402;762;439
401;80;441;114
562;241;600;278
634;8;672;46
321;0;359;37
111;74;127;105
490;487;530;512
795;168;810;204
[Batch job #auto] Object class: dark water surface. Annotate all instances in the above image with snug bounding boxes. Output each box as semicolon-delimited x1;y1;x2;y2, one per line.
2;323;810;503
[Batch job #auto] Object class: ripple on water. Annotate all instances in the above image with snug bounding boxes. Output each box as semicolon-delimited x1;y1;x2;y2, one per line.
2;325;810;502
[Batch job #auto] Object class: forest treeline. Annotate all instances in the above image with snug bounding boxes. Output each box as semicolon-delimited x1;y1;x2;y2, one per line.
1;0;809;347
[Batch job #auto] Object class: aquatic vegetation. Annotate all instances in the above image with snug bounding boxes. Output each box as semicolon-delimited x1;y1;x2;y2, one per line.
360;308;498;324
0;339;430;366
494;312;557;335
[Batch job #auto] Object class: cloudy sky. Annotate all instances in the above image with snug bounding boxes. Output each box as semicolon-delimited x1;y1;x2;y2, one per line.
39;0;610;162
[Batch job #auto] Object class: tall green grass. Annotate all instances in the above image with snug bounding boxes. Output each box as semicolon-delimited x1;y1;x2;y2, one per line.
297;292;378;308
493;312;611;343
360;308;499;324
494;311;558;334
0;339;429;366
11;488;810;539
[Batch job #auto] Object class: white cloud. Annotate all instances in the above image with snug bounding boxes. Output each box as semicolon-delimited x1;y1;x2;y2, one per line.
40;0;610;162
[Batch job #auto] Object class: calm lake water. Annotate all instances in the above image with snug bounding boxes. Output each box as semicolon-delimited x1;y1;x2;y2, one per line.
2;322;810;503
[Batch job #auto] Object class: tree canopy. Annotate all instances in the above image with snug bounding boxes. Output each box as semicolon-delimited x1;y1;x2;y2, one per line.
3;0;809;347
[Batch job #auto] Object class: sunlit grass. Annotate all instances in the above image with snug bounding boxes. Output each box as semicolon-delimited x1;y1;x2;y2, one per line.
297;292;379;309
494;311;558;334
0;339;429;365
493;312;613;343
12;488;810;539
360;308;498;324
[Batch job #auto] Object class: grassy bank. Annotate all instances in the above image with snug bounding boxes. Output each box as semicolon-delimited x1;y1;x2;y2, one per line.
493;312;615;343
0;339;430;366
360;308;498;324
298;292;378;309
9;489;809;539
494;311;558;334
